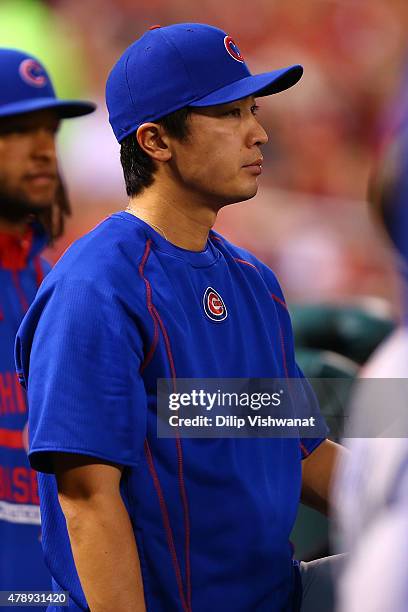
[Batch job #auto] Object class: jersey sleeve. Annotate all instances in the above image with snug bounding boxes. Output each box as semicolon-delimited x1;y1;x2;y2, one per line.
257;261;329;457
15;278;147;473
294;364;328;457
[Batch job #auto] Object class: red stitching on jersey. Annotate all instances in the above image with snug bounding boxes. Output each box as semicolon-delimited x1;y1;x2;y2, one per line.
234;260;289;314
140;325;159;372
0;257;43;322
234;263;288;311
210;234;223;242
234;257;258;271
144;440;189;612
151;305;176;381
272;294;310;459
300;442;310;458
150;303;192;610
139;240;192;611
175;435;192;611
271;293;288;310
33;256;44;287
277;321;289;379
138;240;159;373
0;428;24;449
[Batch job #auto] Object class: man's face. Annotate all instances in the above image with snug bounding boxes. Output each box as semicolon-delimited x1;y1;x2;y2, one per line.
0;109;60;222
167;96;268;208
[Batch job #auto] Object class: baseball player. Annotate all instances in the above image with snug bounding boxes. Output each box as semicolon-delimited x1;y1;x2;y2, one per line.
16;24;343;611
0;48;95;604
334;125;408;612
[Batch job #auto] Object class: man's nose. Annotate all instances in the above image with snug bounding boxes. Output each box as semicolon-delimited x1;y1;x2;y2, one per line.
31;128;57;161
249;117;269;147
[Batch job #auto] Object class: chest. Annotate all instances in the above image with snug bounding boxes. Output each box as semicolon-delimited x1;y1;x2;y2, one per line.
138;257;288;380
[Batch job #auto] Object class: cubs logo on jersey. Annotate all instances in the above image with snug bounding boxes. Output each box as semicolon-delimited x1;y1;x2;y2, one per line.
203;287;228;322
19;59;48;88
224;36;245;63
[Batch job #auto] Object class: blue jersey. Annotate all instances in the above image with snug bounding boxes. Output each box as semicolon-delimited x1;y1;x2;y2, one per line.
16;212;326;612
0;223;51;608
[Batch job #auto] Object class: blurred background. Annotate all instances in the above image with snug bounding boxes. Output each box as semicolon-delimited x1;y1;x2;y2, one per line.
2;0;407;312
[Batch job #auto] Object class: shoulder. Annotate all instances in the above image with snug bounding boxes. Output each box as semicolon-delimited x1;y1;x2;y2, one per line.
210;230;287;306
41;212;150;291
26;213;154;329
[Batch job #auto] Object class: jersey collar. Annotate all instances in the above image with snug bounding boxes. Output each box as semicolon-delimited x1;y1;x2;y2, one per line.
117;211;219;268
0;222;48;270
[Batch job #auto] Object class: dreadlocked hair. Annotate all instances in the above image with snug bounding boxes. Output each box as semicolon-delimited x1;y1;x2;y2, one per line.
36;172;71;243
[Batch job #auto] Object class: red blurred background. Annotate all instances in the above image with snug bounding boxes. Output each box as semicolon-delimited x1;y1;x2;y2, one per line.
4;0;408;310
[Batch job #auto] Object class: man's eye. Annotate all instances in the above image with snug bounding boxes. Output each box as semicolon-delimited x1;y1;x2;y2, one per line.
0;126;29;135
251;105;260;115
225;108;241;117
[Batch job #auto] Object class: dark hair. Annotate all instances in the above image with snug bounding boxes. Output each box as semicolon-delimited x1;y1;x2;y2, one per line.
120;107;192;197
36;172;71;243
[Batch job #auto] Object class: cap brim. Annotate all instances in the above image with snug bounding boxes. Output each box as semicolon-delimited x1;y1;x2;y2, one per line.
189;64;303;107
0;97;96;119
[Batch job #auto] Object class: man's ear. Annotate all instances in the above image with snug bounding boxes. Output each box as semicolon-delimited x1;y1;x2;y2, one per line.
136;123;172;162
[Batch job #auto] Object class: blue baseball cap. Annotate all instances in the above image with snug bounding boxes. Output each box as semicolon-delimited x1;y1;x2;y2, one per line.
106;23;303;143
0;48;95;120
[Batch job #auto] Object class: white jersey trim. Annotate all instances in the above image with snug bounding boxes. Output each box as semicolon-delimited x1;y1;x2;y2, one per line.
0;500;41;525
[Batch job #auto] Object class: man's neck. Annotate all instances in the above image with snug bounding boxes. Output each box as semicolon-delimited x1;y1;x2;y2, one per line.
127;187;218;252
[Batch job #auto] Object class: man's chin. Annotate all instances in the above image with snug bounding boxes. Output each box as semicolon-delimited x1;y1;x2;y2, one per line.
25;199;54;212
242;186;259;201
0;188;52;223
225;186;259;206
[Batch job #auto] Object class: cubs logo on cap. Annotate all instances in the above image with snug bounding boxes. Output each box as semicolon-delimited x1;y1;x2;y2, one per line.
203;287;228;322
19;58;48;88
0;48;95;119
224;36;245;63
106;23;303;143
